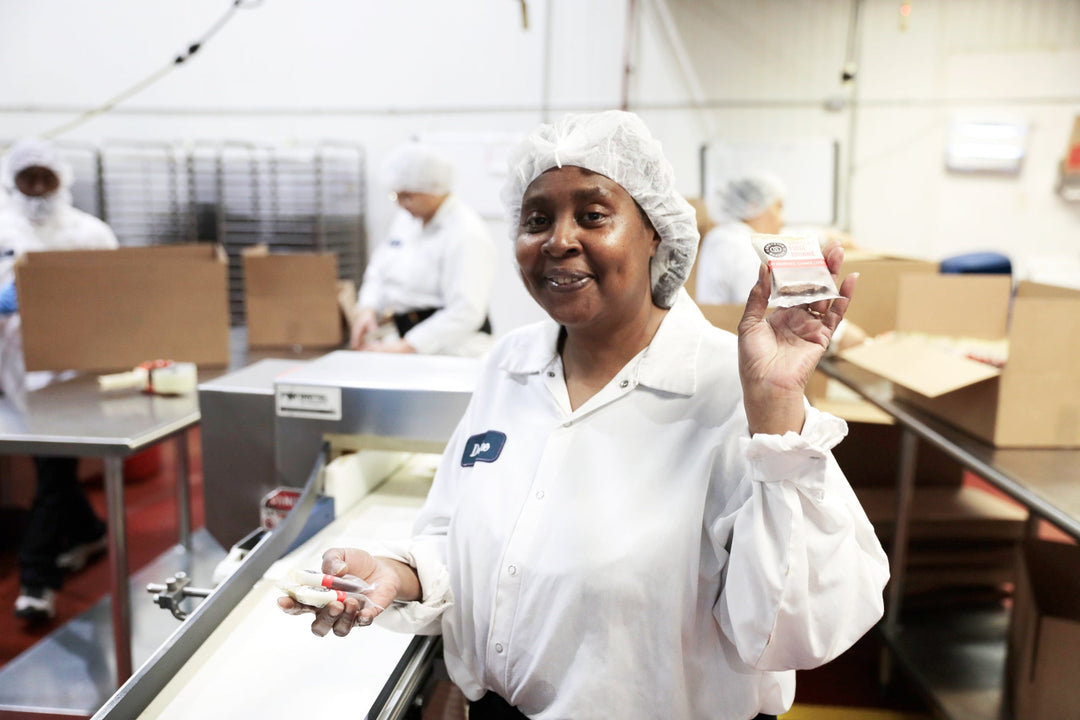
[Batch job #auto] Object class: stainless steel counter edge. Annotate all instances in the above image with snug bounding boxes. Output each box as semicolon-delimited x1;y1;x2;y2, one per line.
90;447;328;719
0;412;200;456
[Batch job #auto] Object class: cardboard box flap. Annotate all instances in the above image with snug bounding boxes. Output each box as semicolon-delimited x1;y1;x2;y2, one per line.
843;249;931;263
20;244;223;267
1016;280;1080;300
838;253;938;337
1008;296;1080;372
840;334;1000;398
243;253;338;296
896;274;1012;339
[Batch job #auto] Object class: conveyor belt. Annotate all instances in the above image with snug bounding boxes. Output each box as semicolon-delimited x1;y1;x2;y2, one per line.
95;452;440;719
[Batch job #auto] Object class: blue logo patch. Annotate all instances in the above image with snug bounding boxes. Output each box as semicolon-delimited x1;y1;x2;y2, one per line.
461;430;506;467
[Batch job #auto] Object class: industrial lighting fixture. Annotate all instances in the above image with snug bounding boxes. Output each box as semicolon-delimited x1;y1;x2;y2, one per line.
944;119;1028;175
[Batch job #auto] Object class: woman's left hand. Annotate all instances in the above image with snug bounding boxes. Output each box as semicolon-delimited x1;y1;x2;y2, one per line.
737;240;857;436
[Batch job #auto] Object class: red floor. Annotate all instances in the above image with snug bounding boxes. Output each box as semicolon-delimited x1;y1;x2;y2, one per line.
0;429;926;714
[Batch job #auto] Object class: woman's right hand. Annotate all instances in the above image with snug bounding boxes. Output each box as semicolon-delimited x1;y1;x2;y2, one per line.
276;547;404;637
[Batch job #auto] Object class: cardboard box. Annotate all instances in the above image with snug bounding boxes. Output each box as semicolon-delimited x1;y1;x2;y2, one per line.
840;250;939;338
242;247;344;349
841;276;1080;447
1007;538;1080;720
698;249;937;407
15;244;230;372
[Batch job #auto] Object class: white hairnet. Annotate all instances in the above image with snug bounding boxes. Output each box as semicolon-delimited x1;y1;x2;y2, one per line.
714;172;786;222
380;143;456;195
501;110;698;309
1;138;74;195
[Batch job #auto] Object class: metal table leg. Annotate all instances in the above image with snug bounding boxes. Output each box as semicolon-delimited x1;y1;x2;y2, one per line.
104;455;133;685
880;427;917;686
1023;511;1041;539
175;431;192;552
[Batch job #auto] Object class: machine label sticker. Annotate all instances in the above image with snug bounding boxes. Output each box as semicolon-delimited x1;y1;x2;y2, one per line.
276;384;342;420
461;430;506;467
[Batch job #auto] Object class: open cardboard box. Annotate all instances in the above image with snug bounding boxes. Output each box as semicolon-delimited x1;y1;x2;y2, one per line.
840;250;939;338
820;250;936;422
841;275;1080;447
1007;538;1080;720
700;250;940;425
15;244;230;372
242;246;345;349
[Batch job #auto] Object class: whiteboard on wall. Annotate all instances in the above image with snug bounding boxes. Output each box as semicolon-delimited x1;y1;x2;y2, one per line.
416;131;525;219
700;138;839;227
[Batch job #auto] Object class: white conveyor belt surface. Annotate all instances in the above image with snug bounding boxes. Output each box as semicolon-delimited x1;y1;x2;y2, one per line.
137;454;439;719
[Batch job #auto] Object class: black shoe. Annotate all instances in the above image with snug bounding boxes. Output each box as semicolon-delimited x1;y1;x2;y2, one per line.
14;586;56;621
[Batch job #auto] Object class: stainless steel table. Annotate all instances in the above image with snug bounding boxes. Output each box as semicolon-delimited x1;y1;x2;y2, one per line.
0;375;202;686
818;357;1080;720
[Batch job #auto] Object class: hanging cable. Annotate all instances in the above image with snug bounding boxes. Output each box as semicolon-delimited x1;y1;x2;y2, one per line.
39;0;262;140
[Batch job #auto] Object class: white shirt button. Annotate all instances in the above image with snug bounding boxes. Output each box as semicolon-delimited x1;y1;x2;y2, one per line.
535;490;545;500
508;564;517;576
495;643;504;653
547;371;556;377
563;421;572;428
619;379;629;388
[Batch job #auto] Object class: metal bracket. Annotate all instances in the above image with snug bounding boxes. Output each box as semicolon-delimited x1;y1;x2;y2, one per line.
146;571;213;621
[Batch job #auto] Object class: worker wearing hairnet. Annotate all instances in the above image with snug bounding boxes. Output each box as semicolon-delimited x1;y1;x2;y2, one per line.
281;111;888;720
349;143;496;357
695;172;788;306
696;173;866;350
0;138;117;622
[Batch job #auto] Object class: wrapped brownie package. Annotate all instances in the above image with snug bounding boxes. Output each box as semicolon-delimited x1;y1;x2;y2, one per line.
751;233;842;308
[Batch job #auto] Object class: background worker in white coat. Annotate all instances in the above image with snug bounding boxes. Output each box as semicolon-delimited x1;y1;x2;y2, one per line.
695;172;788;306
348;143;496;357
281;111;889;720
0;138;118;622
696;173;866;350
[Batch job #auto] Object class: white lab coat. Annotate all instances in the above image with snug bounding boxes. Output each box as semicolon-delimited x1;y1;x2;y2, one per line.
375;290;889;719
358;194;496;357
0;202;118;404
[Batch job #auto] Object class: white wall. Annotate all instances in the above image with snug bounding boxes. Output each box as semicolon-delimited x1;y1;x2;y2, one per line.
3;0;1080;332
646;0;1080;282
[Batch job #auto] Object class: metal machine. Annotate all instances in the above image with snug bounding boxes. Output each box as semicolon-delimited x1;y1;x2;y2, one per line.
94;351;480;719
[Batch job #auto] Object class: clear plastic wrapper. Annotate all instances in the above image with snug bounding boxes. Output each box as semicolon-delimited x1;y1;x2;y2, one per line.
277;568;384;610
750;233;842;308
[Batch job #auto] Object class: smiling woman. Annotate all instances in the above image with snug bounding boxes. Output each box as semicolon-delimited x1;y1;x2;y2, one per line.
514;166;661;390
279;111;889;720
